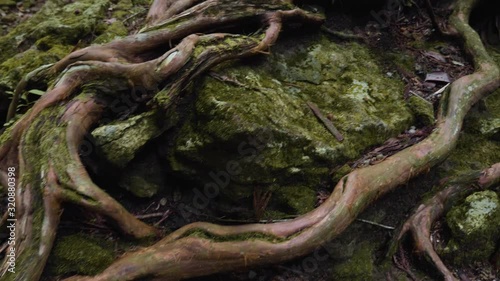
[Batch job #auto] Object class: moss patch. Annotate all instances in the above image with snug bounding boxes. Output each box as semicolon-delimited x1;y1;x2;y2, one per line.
167;33;413;215
444;191;500;265
331;241;375;281
47;233;115;276
0;0;148;114
407;95;435;126
183;228;287;244
275;184;317;214
92;111;162;168
438;89;500;177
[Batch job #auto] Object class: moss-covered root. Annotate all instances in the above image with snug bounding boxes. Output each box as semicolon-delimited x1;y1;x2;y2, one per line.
1;26;294;280
0;33;205;281
59;1;500;281
0;95;158;281
390;163;500;281
51;1;323;74
61;97;159;239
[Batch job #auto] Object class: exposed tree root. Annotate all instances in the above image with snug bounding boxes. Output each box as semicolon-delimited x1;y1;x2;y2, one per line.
391;163;500;281
58;0;499;280
0;2;322;280
0;0;499;280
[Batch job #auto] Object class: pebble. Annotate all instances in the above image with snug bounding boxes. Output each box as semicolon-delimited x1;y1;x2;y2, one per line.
159;197;167;206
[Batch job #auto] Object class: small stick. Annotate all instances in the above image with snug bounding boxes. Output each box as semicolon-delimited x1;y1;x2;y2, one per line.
321;25;366;42
154;210;172;226
135;212;165;219
307;101;344;141
356;218;395;230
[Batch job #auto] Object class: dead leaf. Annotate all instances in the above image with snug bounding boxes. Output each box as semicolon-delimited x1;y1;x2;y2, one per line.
425;72;450;83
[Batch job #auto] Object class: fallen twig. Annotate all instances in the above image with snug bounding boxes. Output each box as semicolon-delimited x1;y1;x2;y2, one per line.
154;210;172;226
356;218;395;230
307;101;344;142
135;212;166;219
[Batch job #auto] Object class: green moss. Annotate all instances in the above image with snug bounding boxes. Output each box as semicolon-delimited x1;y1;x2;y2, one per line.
387;50;415;72
275;185;317;214
48;234;115;276
0;0;16;6
438;83;500;174
119;153;165;198
93;21;129;44
444;191;500;265
438;91;500;177
167;33;414;216
331;242;375;281
183;228;287;243
262;209;291;220
0;0;150;105
407;95;435;126
92;111;162;168
332;164;352;183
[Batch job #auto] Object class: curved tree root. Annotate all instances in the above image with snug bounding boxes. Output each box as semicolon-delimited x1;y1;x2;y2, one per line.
58;0;500;280
4;0;322;123
1;2;316;279
391;163;500;281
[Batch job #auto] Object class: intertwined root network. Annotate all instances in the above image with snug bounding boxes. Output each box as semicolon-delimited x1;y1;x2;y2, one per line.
0;0;499;281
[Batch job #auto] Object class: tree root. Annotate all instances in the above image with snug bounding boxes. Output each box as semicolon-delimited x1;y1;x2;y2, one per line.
1;2;320;280
390;163;500;281
1;0;499;280
58;1;500;280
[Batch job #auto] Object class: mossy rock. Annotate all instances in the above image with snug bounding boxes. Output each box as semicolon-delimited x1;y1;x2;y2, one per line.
475;49;500;139
478;117;500;139
92;111;162;168
118;152;165;198
444;190;500;265
475;88;500;140
0;0;16;6
47;234;115;276
167;33;413;215
407;95;435;126
0;0;147;104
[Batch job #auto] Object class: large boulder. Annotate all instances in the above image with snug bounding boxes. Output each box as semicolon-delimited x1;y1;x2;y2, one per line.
165;34;414;215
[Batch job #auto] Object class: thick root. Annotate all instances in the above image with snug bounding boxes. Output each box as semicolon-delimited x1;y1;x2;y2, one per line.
0;7;302;277
391;163;500;281
60;0;500;280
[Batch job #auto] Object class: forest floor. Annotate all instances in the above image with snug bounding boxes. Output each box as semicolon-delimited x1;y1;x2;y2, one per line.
1;0;498;280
